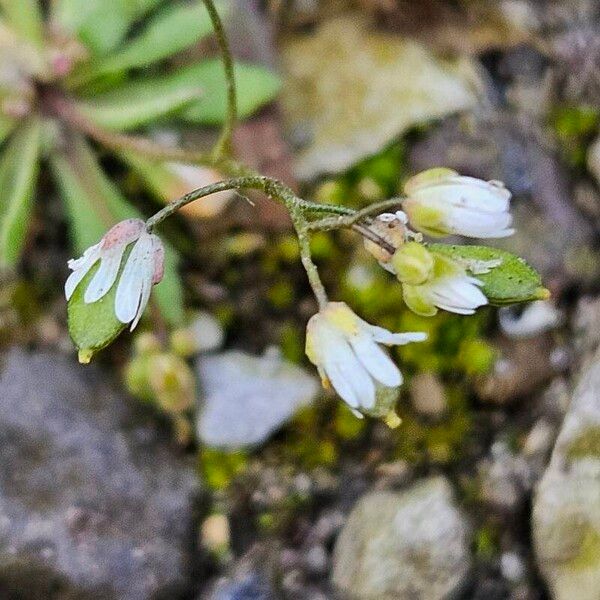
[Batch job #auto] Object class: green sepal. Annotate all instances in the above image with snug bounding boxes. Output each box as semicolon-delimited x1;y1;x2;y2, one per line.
67;260;127;363
429;244;549;305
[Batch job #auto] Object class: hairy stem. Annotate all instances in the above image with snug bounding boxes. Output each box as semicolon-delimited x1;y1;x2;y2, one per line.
202;0;237;160
306;198;403;231
146;175;331;306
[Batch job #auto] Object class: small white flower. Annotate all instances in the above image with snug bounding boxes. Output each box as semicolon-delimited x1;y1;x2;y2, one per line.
403;168;514;239
402;253;488;316
65;218;165;330
305;302;426;412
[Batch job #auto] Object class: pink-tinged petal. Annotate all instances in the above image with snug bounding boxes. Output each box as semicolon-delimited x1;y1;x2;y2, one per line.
64;245;102;301
101;219;144;250
84;244;128;303
150;235;165;284
114;234;154;324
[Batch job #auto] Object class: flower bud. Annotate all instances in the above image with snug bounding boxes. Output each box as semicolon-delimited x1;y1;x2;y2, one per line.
391;242;434;285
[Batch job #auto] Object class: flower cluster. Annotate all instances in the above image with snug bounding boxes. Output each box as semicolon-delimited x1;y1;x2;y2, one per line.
66;168;527;420
364;168;513;316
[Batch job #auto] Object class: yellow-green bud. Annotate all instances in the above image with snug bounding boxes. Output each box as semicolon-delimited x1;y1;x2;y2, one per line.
391;242;434;285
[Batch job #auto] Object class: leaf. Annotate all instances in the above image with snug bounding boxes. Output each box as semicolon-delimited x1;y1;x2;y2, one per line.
52;0;166;56
0;0;44;46
0;118;41;268
67;259;128;363
430;244;549;305
51;135;186;326
0;115;17;146
75;78;200;130
73;1;221;83
172;58;282;125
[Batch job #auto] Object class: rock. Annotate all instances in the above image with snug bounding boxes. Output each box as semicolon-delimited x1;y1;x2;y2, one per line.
281;14;479;179
478;440;533;512
0;348;202;599
205;573;274;600
196;348;319;449
533;346;600;600
409;372;448;418
332;476;471;599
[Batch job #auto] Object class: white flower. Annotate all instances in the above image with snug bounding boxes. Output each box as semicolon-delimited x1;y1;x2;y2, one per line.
403;168;514;239
305;302;426;412
65;218;165;330
402;253;488;316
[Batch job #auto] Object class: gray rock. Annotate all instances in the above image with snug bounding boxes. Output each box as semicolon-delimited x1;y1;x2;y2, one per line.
533;346;600;600
332;476;471;600
196;348;318;449
0;348;202;599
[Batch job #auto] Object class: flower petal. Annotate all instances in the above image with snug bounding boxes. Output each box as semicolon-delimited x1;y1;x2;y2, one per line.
322;336;375;409
370;326;428;345
64;244;102;301
115;233;154;324
349;331;402;388
84;243;128;303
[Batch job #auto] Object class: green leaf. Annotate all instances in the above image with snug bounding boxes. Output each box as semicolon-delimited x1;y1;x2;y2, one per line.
173;58;281;125
67;259;128;363
75;78;200;130
0;118;41;268
0;0;44;46
0;115;17;146
52;135;185;330
430;244;549;305
52;0;166;56
73;1;221;83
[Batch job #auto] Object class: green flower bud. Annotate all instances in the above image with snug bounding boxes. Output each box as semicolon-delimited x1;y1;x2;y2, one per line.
391;242;434;285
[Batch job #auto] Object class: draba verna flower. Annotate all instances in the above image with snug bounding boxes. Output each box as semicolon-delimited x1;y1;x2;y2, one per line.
305;302;426;413
402;167;514;239
401;251;487;316
65;219;165;330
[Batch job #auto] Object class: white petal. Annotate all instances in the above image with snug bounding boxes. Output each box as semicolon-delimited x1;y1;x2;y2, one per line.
322;337;375;409
84;244;128;303
130;273;152;330
370;326;427;346
114;234;154;324
349;332;401;387
64;245;102;301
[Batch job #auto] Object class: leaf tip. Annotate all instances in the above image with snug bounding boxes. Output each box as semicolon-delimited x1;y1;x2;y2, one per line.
78;348;94;364
535;287;551;301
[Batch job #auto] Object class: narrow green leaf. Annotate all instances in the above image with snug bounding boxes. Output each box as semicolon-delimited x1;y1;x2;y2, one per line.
51;135;185;330
0;115;17;145
75;78;200;130
430;244;549;305
67;259;127;362
52;0;166;56
75;1;220;83
0;118;41;268
173;59;282;125
0;0;44;46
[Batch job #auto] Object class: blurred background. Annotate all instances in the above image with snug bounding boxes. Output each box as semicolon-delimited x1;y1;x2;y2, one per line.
1;0;600;598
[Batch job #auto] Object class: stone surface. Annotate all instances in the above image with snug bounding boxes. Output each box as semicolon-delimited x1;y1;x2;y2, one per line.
196;348;319;449
281;14;479;179
533;346;600;600
0;348;202;599
332;476;471;600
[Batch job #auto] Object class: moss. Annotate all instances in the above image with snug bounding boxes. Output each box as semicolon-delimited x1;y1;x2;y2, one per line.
569;526;600;571
474;525;500;561
567;427;600;460
549;105;600;169
199;448;249;491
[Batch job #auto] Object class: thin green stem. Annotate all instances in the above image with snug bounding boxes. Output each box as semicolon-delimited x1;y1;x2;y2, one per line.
145;175;330;308
306;198;403;231
202;0;237;160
